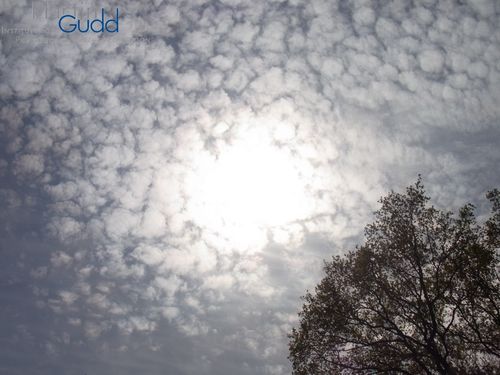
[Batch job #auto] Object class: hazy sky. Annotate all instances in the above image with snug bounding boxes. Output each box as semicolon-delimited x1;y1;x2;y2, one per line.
1;0;499;374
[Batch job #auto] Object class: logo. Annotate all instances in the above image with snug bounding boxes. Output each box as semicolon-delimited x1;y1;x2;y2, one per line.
58;8;119;33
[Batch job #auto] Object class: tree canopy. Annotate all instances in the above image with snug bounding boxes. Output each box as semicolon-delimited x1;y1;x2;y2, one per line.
289;180;500;374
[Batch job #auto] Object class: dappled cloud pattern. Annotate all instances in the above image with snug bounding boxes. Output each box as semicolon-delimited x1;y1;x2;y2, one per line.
1;0;500;374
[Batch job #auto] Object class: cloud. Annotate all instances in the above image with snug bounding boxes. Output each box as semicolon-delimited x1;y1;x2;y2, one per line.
419;49;445;73
1;0;500;374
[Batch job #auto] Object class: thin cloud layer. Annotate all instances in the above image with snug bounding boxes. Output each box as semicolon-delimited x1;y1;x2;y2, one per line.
1;0;500;374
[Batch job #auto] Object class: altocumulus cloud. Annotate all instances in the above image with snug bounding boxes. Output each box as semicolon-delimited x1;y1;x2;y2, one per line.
1;0;500;374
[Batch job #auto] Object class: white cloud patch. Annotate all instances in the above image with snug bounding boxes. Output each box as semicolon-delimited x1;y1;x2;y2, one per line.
419;49;445;73
132;245;165;267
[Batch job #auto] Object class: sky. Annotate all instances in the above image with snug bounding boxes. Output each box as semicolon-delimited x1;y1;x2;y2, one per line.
0;0;499;374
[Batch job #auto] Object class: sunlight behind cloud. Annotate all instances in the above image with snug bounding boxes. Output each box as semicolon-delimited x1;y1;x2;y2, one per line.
186;117;315;252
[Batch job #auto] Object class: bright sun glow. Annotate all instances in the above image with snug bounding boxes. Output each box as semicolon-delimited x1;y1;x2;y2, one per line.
186;118;314;251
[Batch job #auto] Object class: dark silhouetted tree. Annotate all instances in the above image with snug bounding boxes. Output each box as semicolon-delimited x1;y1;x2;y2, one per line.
289;180;499;374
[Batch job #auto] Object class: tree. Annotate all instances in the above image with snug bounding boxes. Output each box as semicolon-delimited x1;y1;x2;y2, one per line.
289;180;500;374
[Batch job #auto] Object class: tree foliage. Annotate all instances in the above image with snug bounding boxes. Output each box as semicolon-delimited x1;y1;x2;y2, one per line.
289;180;500;374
